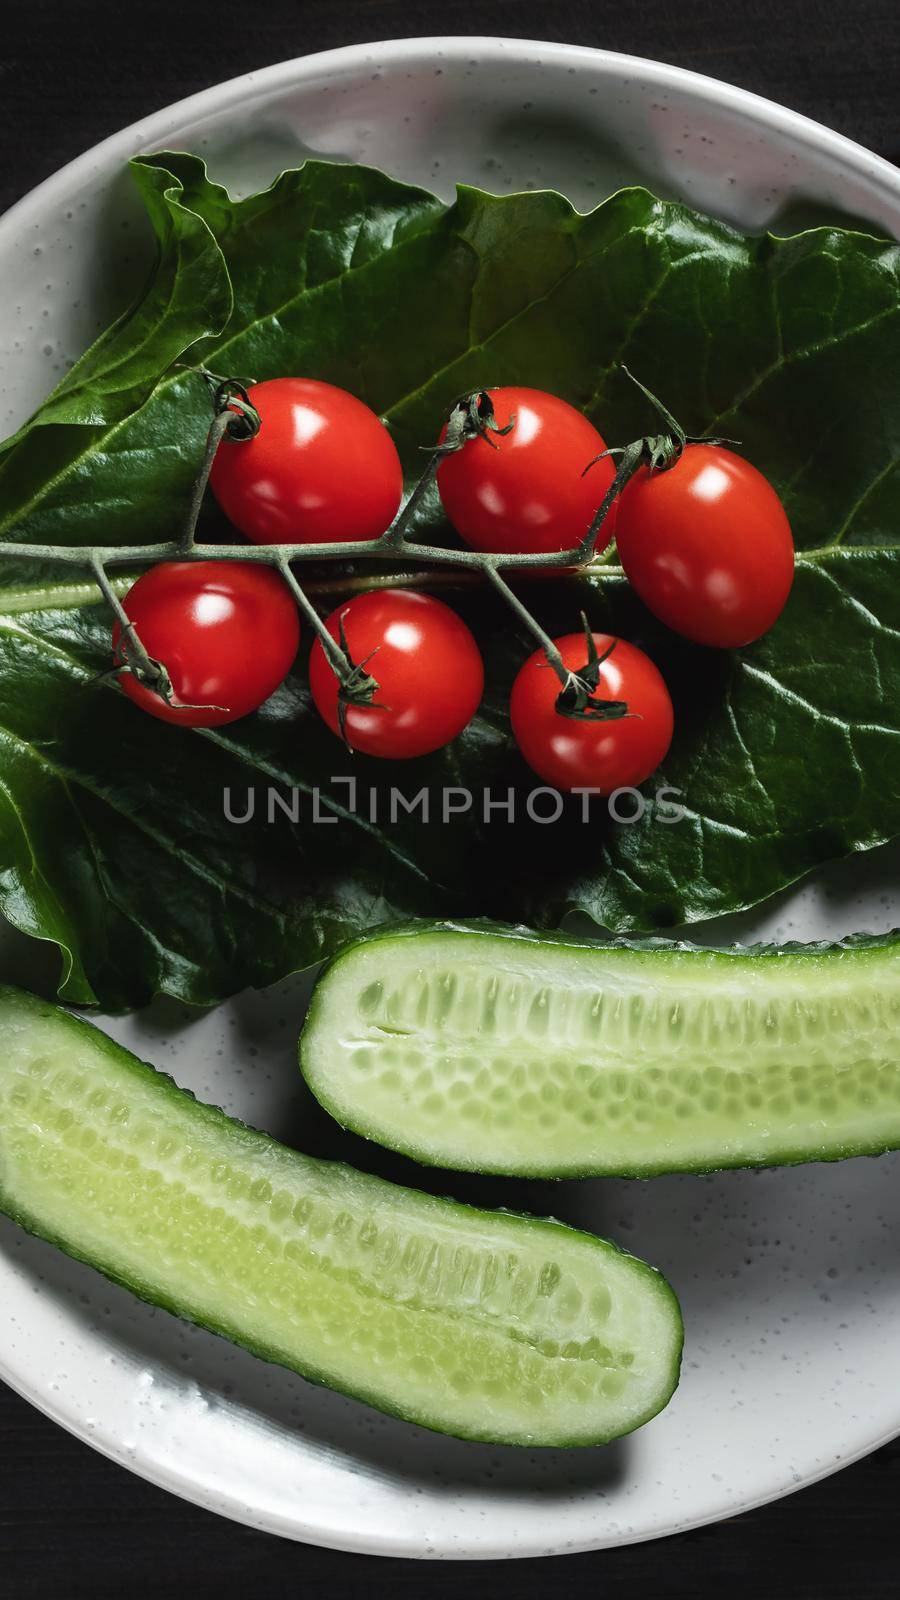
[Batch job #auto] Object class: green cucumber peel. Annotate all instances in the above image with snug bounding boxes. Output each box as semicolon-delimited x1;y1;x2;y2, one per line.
0;984;682;1447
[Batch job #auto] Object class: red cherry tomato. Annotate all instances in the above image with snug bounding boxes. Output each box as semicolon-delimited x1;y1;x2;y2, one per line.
436;387;617;556
615;444;794;648
209;377;403;546
113;561;300;727
510;633;673;794
309;589;484;759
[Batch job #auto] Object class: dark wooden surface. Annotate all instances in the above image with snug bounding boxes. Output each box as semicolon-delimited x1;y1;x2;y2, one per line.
2;2;899;1594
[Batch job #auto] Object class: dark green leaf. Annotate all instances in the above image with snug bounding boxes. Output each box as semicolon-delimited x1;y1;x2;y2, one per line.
0;156;897;1006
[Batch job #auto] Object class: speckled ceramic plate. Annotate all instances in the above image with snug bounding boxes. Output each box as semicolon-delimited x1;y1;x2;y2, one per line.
1;38;899;1559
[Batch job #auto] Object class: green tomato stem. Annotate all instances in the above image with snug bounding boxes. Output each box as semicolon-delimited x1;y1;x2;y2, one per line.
180;409;232;553
90;554;155;680
377;443;444;550
482;565;570;687
0;376;627;708
273;555;354;686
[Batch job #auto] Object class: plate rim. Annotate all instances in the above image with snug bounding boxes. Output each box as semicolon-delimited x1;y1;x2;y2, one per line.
1;36;899;251
1;33;899;1560
2;1330;898;1559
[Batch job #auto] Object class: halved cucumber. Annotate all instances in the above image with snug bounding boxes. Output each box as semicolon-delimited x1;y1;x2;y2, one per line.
299;921;900;1178
0;985;681;1447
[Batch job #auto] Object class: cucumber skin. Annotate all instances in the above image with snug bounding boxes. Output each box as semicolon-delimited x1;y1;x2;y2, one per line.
0;986;683;1448
299;919;900;1180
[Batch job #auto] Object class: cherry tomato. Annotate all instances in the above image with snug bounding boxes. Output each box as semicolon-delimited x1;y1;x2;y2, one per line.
209;377;403;546
614;444;794;648
113;561;300;727
509;633;673;793
309;588;484;759
436;387;618;556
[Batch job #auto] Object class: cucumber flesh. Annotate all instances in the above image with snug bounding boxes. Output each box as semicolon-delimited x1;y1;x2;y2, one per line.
299;922;900;1178
0;986;681;1447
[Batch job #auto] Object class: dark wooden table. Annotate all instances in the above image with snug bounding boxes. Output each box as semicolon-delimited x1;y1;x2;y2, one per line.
2;3;898;1595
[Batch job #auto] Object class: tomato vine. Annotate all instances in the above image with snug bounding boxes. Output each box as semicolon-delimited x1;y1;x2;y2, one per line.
1;368;625;721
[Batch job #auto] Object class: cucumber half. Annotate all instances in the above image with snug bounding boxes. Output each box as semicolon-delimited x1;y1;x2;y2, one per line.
0;986;682;1447
299;922;900;1178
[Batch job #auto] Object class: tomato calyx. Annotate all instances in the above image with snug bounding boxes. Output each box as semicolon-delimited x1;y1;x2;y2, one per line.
583;366;688;486
197;368;263;441
439;389;516;457
583;365;738;507
97;541;230;715
333;611;388;745
552;616;632;723
112;636;229;716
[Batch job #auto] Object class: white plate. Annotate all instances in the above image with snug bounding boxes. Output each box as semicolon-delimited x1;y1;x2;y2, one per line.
1;38;899;1560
